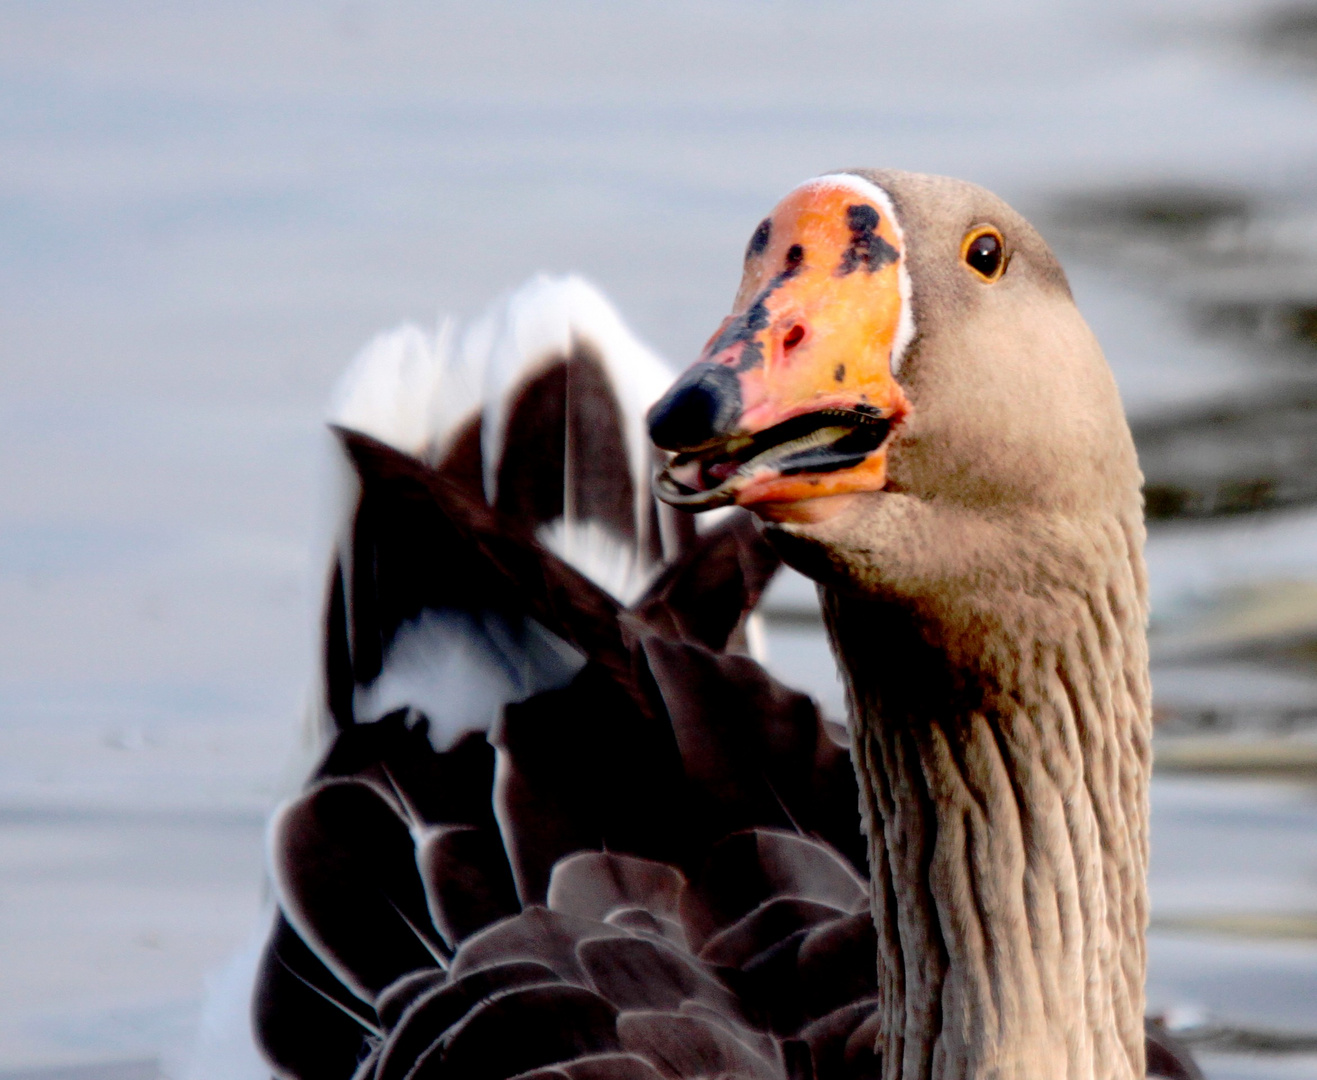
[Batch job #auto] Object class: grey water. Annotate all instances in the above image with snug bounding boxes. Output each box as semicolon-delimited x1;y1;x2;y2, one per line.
4;1;1317;1074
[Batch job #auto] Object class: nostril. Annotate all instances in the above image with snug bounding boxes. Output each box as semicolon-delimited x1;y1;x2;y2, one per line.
783;324;805;351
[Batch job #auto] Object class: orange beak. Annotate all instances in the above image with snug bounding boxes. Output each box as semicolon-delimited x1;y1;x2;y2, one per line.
649;174;912;512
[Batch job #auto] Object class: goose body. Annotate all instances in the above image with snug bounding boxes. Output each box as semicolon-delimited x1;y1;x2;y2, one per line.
253;180;1200;1080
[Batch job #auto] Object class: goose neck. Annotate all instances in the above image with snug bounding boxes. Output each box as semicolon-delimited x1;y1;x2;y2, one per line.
824;549;1151;1080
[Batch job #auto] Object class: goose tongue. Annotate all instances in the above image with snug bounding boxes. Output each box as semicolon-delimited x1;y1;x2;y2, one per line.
655;410;896;510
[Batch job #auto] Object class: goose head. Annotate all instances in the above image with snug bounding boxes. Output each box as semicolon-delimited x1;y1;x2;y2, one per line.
649;170;1141;609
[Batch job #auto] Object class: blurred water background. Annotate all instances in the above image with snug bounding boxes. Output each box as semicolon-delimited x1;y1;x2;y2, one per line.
4;1;1317;1076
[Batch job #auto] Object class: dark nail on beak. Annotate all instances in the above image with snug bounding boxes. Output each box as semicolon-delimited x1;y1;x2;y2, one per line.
647;363;743;451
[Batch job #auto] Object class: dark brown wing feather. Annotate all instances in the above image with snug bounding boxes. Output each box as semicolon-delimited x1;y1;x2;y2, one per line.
1145;1019;1206;1080
631;511;778;652
416;825;521;947
268;779;448;998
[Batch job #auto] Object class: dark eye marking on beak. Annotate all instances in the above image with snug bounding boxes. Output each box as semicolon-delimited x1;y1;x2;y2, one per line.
706;302;768;372
704;258;805;373
834;364;845;382
745;218;771;261
837;203;898;275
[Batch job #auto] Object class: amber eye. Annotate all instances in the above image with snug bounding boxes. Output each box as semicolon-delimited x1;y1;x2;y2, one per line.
961;226;1006;282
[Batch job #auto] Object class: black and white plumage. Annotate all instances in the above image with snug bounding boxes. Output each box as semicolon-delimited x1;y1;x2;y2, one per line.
251;276;1201;1080
322;276;685;752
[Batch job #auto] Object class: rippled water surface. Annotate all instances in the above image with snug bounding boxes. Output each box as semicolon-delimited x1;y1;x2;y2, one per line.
4;1;1317;1074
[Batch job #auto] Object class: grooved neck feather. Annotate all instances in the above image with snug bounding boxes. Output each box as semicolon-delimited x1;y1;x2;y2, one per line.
822;511;1151;1080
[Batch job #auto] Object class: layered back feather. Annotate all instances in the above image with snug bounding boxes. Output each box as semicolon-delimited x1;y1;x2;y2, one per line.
254;277;1201;1080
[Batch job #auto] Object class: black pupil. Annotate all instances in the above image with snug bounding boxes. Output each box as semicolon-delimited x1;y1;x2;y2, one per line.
966;233;1002;277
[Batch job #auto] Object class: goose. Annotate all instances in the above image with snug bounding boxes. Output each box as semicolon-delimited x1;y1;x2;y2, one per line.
648;170;1165;1080
250;180;1200;1080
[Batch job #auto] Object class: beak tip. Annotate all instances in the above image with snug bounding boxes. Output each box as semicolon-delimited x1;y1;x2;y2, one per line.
647;363;743;451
